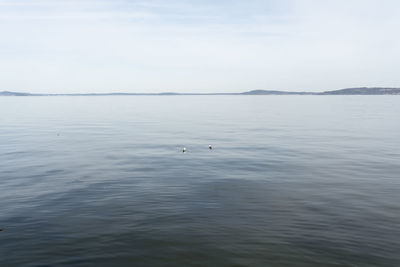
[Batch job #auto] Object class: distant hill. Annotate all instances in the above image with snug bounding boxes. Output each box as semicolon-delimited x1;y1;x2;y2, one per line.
1;87;400;96
241;87;400;95
0;91;32;96
321;87;400;95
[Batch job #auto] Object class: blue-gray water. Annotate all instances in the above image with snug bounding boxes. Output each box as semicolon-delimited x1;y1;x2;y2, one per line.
1;96;400;266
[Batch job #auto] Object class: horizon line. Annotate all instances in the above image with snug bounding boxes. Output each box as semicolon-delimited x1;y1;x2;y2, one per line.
2;87;400;96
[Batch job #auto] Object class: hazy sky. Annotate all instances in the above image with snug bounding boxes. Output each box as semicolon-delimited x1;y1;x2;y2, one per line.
1;0;399;93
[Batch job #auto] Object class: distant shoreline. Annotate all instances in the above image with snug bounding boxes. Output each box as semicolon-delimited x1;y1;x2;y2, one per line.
1;87;400;96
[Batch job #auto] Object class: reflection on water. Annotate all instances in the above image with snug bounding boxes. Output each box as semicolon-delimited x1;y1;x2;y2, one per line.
1;96;400;266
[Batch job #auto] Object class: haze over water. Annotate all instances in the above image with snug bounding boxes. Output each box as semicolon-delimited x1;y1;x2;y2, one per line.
1;96;400;266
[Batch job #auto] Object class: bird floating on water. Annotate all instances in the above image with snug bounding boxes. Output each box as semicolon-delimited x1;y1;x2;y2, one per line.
209;145;212;150
182;147;187;153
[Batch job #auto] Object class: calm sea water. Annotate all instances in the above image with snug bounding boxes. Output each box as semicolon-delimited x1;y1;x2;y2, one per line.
1;96;400;266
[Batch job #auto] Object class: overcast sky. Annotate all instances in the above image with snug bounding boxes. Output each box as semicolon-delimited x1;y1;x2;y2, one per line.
1;0;399;93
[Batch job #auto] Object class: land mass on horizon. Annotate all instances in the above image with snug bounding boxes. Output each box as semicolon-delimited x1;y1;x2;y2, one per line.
1;87;400;96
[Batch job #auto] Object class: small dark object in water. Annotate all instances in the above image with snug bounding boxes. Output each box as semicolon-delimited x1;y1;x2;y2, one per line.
182;147;187;153
209;145;212;150
0;228;4;231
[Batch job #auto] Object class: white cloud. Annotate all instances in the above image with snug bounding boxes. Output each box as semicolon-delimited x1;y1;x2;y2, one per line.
0;0;399;93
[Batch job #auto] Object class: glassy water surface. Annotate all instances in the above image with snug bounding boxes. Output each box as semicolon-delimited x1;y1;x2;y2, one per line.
1;96;400;266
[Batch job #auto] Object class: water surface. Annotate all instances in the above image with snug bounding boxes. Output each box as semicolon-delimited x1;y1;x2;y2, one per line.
1;96;400;266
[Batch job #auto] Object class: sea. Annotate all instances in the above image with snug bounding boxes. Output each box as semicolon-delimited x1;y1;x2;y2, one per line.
1;95;399;266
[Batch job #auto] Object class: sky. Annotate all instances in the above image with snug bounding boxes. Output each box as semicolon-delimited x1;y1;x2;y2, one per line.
1;0;399;93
